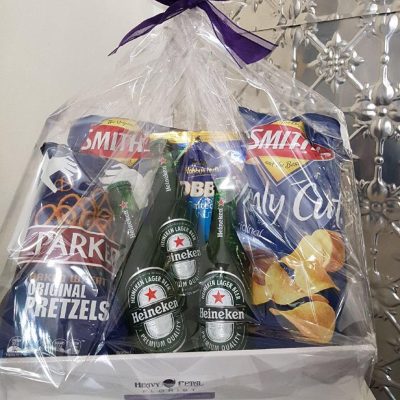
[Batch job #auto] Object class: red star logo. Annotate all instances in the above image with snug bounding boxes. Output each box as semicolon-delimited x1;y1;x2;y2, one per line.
212;291;225;304
120;201;128;209
144;288;157;301
218;199;225;207
174;236;185;247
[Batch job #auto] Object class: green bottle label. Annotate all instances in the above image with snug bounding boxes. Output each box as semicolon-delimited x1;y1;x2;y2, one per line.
159;218;201;296
127;267;186;353
199;271;247;351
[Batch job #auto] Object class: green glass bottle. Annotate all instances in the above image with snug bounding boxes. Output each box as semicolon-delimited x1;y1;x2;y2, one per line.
158;179;202;350
199;178;249;351
111;142;187;353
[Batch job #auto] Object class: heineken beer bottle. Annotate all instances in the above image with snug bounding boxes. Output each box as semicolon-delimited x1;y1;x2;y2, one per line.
111;143;186;353
158;179;202;350
199;179;249;351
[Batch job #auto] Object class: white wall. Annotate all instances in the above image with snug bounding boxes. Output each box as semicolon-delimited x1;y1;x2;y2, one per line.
0;0;161;227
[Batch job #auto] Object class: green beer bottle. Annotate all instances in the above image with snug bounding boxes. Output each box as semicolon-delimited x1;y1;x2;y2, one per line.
158;179;202;350
199;178;249;351
111;142;187;353
108;180;139;251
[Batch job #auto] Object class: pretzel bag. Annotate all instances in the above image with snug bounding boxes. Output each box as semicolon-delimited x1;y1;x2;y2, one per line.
0;1;375;397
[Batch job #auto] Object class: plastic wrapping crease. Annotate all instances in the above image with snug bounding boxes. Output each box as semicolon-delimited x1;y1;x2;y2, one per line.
0;6;375;399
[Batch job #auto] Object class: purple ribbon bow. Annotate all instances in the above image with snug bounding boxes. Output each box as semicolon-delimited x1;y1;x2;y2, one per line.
110;0;276;66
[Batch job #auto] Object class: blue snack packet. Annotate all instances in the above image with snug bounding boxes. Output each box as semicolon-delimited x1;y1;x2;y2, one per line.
150;131;246;244
238;108;350;346
178;136;245;244
179;142;215;245
0;143;120;358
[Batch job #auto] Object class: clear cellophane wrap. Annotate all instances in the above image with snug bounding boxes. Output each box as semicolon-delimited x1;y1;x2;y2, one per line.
0;7;375;400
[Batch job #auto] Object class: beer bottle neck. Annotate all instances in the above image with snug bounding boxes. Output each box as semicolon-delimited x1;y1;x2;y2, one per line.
207;189;237;267
108;181;139;256
170;181;189;219
108;181;139;219
124;149;179;271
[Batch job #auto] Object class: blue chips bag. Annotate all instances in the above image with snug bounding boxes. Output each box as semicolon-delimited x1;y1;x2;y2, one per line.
238;108;350;346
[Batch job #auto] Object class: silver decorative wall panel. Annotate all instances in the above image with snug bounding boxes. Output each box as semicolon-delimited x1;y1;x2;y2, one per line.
221;0;400;29
219;1;400;399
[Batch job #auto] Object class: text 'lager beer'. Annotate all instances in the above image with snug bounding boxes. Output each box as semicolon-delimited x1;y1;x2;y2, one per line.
111;142;186;353
199;178;249;351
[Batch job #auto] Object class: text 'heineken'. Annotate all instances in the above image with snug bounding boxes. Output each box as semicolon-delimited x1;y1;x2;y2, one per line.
199;180;249;351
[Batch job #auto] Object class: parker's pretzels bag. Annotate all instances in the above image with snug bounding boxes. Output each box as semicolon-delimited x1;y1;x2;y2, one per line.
0;1;376;399
0;143;118;358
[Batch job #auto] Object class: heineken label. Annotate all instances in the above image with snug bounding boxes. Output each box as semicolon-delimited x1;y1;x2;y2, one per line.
126;267;186;353
199;271;246;351
159;219;201;296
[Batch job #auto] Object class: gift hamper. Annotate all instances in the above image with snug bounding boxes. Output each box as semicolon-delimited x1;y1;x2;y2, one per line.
0;1;376;399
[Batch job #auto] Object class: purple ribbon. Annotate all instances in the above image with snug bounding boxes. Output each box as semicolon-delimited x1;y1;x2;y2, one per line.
110;0;276;65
